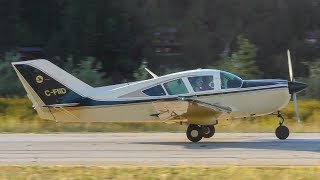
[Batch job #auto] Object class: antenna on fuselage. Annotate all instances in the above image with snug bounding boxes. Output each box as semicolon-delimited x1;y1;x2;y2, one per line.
144;68;158;78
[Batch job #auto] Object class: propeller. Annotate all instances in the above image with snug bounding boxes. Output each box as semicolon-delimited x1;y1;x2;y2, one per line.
287;50;293;82
287;50;307;123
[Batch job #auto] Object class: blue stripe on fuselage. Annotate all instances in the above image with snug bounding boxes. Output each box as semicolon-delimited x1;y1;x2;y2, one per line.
241;79;288;88
75;85;288;107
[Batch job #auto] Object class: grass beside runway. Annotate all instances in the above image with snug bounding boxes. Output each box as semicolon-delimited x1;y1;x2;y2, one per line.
0;98;320;133
0;166;319;180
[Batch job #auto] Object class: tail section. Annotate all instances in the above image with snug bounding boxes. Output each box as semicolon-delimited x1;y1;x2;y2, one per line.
12;59;92;106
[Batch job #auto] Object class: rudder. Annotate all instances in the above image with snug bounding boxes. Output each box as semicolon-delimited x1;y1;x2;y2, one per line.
12;59;92;106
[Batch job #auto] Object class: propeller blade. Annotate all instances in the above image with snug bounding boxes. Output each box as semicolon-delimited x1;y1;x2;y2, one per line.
292;93;301;123
287;49;293;82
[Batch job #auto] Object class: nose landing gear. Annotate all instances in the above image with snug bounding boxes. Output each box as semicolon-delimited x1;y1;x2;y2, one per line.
275;111;290;140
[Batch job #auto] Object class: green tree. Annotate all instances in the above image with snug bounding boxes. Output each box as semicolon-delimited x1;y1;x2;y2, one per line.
57;0;142;83
133;60;150;81
63;56;110;87
0;52;24;97
303;61;320;99
214;35;260;79
162;66;184;75
1;0;320;85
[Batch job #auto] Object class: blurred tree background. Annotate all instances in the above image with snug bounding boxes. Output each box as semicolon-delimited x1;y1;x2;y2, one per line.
1;0;320;97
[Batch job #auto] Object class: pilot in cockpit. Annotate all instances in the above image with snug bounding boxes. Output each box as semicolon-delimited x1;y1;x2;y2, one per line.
192;76;214;92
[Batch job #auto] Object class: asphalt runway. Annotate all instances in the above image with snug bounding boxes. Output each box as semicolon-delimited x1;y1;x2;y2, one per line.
0;133;319;166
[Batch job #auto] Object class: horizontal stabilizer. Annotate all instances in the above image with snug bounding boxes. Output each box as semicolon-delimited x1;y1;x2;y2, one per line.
43;103;80;108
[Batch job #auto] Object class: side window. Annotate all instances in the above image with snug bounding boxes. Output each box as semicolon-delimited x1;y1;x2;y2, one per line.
143;85;166;96
163;79;189;95
188;76;214;92
220;71;242;89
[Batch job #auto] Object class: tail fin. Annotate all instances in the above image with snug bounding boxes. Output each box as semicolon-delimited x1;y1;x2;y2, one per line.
12;59;92;106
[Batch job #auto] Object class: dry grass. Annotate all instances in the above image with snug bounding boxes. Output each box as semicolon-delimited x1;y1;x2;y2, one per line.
0;166;319;180
0;98;319;133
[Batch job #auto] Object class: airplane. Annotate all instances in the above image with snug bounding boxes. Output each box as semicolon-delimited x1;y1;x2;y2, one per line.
12;50;307;142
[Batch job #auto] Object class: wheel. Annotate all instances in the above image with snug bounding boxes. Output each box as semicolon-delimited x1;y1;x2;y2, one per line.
201;125;215;138
186;124;203;142
275;125;290;140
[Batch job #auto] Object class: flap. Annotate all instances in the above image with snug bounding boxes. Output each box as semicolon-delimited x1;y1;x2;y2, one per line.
152;97;232;122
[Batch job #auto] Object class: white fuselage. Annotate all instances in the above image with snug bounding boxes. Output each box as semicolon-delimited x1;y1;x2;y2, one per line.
12;60;291;124
49;85;290;123
45;70;291;123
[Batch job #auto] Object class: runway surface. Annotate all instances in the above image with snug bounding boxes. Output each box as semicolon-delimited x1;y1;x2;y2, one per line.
0;133;319;166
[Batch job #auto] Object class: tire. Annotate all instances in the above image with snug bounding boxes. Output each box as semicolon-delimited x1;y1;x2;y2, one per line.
201;125;215;138
275;125;290;140
186;124;203;142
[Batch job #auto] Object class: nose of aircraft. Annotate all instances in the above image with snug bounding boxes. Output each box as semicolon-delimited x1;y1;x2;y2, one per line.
288;81;308;94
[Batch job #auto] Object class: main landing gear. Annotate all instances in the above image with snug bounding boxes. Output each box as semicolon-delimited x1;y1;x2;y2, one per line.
275;111;290;140
186;124;215;142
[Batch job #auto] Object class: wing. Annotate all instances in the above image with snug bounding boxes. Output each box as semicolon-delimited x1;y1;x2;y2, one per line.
179;97;232;113
151;100;189;121
152;97;232;124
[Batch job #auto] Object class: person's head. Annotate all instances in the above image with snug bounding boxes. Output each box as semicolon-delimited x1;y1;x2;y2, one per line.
195;78;203;87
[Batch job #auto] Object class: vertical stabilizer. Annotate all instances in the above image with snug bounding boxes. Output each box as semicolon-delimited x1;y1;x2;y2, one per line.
12;59;93;120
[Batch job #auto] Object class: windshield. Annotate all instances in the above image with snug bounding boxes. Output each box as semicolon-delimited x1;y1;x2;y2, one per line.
220;71;243;89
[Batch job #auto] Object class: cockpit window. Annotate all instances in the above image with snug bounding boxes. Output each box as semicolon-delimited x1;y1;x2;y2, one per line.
143;85;166;96
163;79;188;95
220;71;242;89
188;76;214;92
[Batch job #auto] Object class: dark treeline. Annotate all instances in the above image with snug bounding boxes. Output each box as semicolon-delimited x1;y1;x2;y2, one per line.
1;0;320;85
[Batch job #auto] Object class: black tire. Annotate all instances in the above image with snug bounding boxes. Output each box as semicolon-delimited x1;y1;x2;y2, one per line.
201;125;215;138
186;124;203;142
275;125;290;140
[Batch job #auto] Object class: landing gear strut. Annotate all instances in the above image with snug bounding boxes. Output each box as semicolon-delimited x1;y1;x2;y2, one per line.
275;111;290;140
186;124;215;142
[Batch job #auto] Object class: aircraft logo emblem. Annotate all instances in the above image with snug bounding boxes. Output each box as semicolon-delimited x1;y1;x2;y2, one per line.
35;75;43;83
